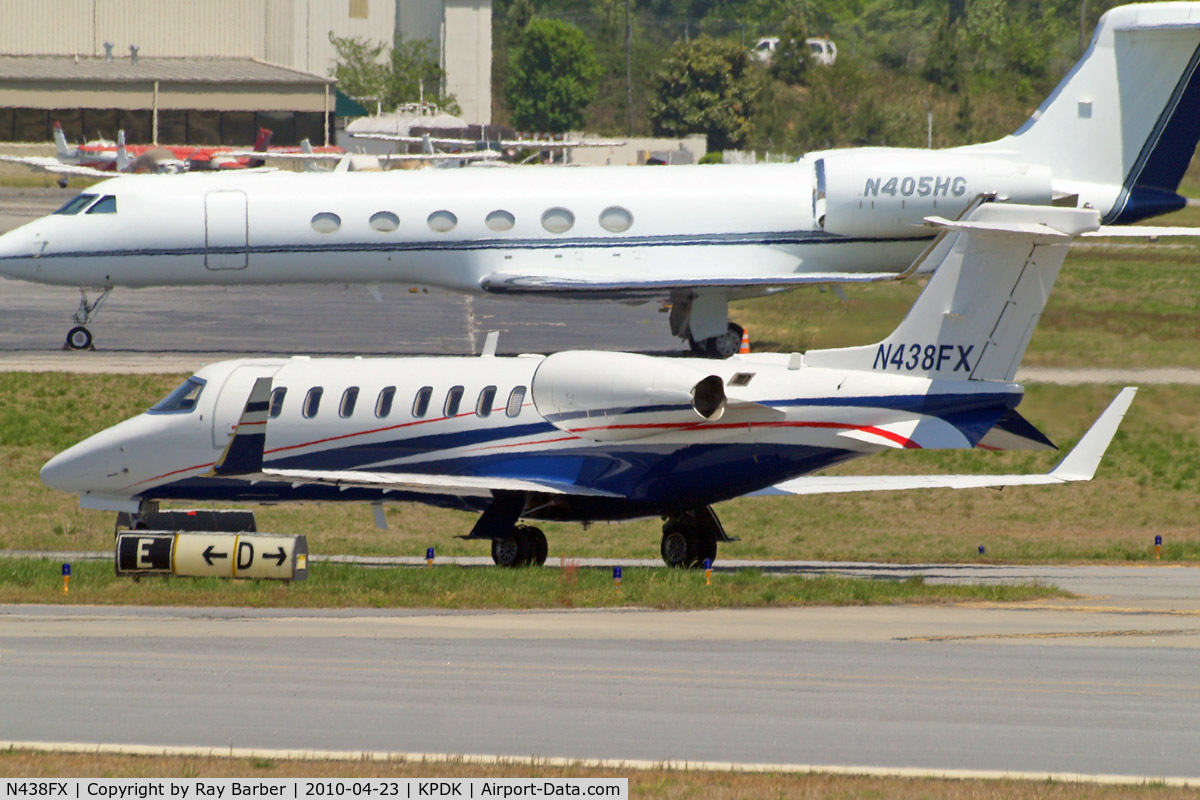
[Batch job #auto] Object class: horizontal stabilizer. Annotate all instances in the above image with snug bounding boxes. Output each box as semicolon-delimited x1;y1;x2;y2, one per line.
480;271;905;299
255;468;623;499
756;387;1135;496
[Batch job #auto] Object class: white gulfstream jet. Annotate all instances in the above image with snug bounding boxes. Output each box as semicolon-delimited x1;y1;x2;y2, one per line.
4;2;1200;354
41;201;1135;567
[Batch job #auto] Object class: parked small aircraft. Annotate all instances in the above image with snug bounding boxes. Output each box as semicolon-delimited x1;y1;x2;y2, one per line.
41;202;1135;567
0;123;282;180
2;2;1197;353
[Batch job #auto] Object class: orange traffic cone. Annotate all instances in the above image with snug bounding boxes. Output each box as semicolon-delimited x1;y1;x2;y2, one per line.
738;328;750;354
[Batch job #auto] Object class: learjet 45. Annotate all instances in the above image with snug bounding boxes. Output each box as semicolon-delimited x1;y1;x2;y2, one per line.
41;202;1136;566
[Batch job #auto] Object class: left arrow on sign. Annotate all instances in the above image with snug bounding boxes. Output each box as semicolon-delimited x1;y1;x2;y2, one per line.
203;545;229;566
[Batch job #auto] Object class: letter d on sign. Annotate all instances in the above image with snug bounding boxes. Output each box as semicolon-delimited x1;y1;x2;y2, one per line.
238;541;254;569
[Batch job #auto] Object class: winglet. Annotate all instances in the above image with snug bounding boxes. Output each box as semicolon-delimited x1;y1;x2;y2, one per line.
211;377;272;476
1049;387;1137;481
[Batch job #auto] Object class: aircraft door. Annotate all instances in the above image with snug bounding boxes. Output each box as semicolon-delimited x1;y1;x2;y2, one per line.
212;364;277;448
204;190;248;270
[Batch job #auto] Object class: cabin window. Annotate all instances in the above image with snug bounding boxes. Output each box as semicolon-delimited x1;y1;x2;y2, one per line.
86;195;117;214
728;372;755;387
54;193;97;215
506;386;526;417
412;385;433;417
599;206;632;232
427;210;457;232
444;385;464;416
375;386;396;418
476;385;497;417
311;212;341;233
268;387;287;418
302;387;323;418
485;210;515;231
370;211;399;232
541;207;575;233
148;376;206;414
339;386;359;418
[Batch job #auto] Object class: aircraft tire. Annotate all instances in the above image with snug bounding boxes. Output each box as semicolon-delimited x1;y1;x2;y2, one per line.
524;526;549;566
492;529;534;568
691;323;743;359
697;532;718;566
65;325;93;351
661;523;703;568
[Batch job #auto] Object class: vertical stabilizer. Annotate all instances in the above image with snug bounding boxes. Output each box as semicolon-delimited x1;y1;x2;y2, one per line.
958;3;1200;223
51;121;73;160
803;204;1100;382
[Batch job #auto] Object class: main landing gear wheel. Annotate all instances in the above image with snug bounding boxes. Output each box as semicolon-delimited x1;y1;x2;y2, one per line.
660;522;716;569
661;510;722;568
689;322;744;359
491;525;548;568
64;325;94;351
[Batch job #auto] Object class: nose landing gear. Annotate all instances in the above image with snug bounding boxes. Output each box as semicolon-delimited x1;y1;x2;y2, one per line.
63;287;111;351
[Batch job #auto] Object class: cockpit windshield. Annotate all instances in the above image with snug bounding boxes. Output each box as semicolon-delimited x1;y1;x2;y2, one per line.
148;376;206;414
85;195;117;214
54;193;98;215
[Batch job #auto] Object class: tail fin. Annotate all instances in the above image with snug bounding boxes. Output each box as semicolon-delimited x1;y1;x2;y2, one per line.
51;121;73;159
804;203;1100;382
959;3;1200;223
115;130;129;172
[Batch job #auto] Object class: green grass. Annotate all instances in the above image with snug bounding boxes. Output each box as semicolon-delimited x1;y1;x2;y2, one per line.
3;374;1199;565
4;750;1194;799
0;558;1066;608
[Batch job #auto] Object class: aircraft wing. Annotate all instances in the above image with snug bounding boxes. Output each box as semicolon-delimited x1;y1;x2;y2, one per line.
1080;226;1200;237
0;155;112;177
754;387;1135;496
255;468;621;498
479;270;907;299
221;150;345;162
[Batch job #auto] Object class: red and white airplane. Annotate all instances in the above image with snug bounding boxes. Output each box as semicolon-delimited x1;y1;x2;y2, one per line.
0;123;340;180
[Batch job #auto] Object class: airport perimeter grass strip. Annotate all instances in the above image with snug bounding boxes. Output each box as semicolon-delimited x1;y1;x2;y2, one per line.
2;743;1197;793
0;558;1067;608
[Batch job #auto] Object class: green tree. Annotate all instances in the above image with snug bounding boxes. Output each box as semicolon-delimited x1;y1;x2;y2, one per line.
329;33;455;113
505;18;602;132
649;34;764;150
769;13;812;85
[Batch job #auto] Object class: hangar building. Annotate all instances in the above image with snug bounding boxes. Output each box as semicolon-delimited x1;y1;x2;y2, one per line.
0;0;492;145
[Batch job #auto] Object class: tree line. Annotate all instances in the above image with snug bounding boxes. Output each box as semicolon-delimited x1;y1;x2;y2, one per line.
333;0;1124;155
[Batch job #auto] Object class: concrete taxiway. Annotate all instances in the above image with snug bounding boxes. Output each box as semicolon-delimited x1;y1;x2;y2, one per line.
2;563;1200;779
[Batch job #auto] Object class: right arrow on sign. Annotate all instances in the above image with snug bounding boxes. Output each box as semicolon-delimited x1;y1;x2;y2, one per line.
263;547;286;567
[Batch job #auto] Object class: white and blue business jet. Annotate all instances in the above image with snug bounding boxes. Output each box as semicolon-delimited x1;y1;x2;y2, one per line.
2;2;1200;355
41;201;1136;567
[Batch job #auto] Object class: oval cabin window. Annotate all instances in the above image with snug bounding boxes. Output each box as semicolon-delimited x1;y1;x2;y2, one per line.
427;210;458;232
311;212;341;234
541;207;575;234
369;211;399;232
485;210;515;232
599;206;633;233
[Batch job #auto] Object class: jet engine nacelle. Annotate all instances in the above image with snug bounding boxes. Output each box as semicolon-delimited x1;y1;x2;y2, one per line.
531;351;726;441
811;149;1054;238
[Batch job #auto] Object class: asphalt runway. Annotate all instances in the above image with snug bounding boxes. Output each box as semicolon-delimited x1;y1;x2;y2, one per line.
3;564;1200;779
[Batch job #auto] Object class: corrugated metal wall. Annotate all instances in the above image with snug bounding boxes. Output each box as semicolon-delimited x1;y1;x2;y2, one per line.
0;0;397;74
0;0;293;62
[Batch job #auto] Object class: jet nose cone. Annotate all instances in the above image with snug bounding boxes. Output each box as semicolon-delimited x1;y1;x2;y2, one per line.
0;225;41;279
40;440;111;495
